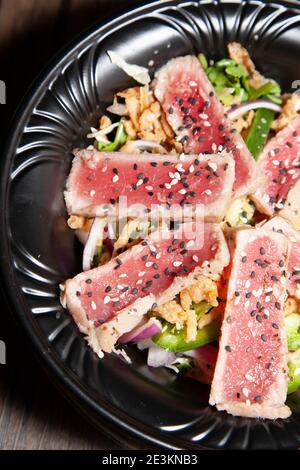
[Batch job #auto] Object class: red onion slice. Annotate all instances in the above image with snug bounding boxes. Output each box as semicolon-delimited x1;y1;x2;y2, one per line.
119;317;162;344
147;345;176;368
82;217;106;271
227;99;282;121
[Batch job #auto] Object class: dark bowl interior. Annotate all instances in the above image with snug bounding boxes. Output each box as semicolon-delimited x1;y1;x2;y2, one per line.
2;0;300;449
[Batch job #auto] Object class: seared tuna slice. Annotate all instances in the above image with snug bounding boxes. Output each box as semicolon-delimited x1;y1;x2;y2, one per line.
65;149;234;222
64;222;229;354
210;227;291;419
263;217;300;300
252;115;300;227
154;55;260;198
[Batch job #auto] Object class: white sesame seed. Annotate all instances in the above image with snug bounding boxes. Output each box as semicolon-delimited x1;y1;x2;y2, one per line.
208;162;217;171
211;143;217;152
145;262;153;268
189;165;195;173
170;178;179;186
164;183;171;189
178;189;186;195
203;121;211;127
199;113;208;120
246;399;251;406
136;179;143;187
112;174;119;183
245;280;250;289
204;189;212;196
145;185;153;191
264;309;269;317
234;296;241;306
245;300;250;309
91;301;97;309
90;190;96;197
137;279;143;285
242;387;249;397
119;273;127;278
173;261;182;267
192;255;199;262
189;80;197;87
138;271;146;277
186;240;195;248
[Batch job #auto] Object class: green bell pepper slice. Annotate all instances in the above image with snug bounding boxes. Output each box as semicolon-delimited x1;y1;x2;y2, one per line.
285;314;300;351
153;316;221;353
98;119;127;152
245;108;275;159
288;351;300;394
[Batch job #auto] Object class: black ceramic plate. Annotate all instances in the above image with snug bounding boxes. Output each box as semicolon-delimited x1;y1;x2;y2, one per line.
2;0;300;450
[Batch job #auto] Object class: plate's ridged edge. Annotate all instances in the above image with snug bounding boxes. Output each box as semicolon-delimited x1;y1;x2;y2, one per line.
2;0;300;449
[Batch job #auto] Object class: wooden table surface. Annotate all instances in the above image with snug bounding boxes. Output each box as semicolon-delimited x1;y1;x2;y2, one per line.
0;0;145;450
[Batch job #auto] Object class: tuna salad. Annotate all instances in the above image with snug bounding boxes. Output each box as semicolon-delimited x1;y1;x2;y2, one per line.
61;42;300;420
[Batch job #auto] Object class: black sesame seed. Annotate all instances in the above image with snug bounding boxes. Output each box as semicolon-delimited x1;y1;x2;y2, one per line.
260;247;265;255
256;315;262;323
110;198;115;205
242;256;247;263
261;334;267;342
133;163;138;170
165;267;170;275
154;273;160;279
132;183;137;190
87;291;93;297
195;170;202;176
76;291;81;297
86;278;92;284
250;310;256;317
250;271;255;278
225;345;232;352
272;323;279;329
234;291;240;297
271;275;279;281
146;281;153;288
168;107;174;114
112;168;119;175
245;292;252;299
254;395;262;402
150;162;157;167
132;288;138;295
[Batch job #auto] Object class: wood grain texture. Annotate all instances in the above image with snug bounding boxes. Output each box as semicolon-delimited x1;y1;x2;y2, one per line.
0;0;144;450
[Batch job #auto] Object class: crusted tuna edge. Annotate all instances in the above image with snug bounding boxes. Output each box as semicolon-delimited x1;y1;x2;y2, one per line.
209;227;291;419
261;216;300;299
154;54;263;198
251;116;300;218
64;148;235;222
215;402;291;419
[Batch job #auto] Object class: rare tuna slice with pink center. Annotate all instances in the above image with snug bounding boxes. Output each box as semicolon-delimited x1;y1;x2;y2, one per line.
210;227;291;419
262;217;300;300
252;115;300;228
65;149;235;222
154;55;260;198
64;222;229;355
